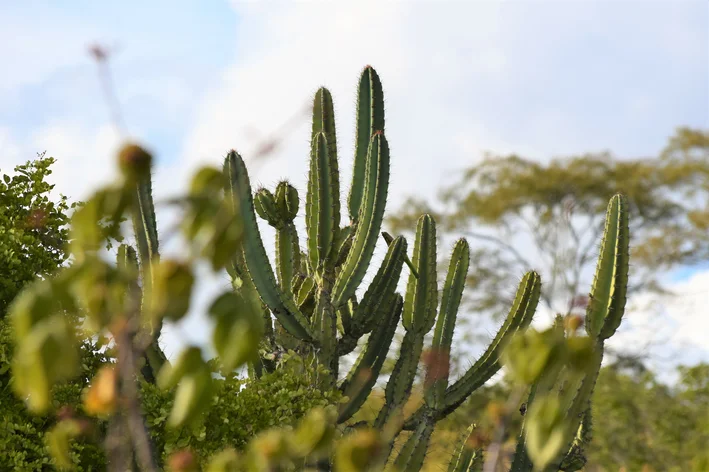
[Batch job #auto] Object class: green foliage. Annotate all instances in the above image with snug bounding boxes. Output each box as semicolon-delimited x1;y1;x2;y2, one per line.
0;154;72;313
142;358;341;467
588;363;709;471
0;316;108;471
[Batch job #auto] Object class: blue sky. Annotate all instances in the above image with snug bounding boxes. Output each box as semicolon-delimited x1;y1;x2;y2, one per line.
1;0;708;368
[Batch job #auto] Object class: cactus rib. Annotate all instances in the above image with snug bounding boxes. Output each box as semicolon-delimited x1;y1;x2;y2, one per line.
425;238;470;410
402;214;438;332
348;65;385;222
332;132;390;307
338;294;402;423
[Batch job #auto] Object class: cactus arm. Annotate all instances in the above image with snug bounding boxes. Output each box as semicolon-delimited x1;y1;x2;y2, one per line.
312;87;339;167
585;194;630;340
306;132;339;273
223;150;314;342
350;236;407;335
542;195;629;470
313;286;338;381
375;329;424;429
337;294;402;423
131;172;164;343
117;243;139;273
402;214;438;332
332;132;390;307
390;415;436;472
296;276;316;309
382;231;417;278
309;88;340;271
129;174;169;381
425;238;470;410
132;173;160;275
275;223;300;292
348;65;385;223
440;271;540;417
448;424;484;472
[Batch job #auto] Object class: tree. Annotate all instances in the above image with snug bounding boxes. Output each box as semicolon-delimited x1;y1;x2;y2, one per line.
0;153;73;312
388;128;709;336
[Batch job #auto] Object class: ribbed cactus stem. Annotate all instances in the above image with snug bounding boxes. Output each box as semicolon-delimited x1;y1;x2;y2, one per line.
313;285;338;383
375;329;424;429
223;150;313;342
306;131;339;273
338;294;402;423
350;236;407;336
391;415;436;472
349;65;385;223
403;271;540;431
117;244;139;273
425;238;470;410
332;132;390;307
132;172;161;334
542;194;629;470
275;224;300;292
382;231;418;278
402;214;438;333
440;271;540;418
586;194;630;340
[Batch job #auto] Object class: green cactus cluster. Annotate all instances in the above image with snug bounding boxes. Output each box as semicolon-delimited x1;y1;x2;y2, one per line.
7;65;631;472
218;66;631;471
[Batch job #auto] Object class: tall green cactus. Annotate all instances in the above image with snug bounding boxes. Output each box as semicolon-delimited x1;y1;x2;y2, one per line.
6;63;632;471
136;65;626;471
508;194;630;471
118;144;168;382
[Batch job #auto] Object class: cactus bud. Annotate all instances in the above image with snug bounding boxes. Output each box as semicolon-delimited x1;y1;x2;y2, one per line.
254;187;282;227
117;143;152;180
275;181;299;222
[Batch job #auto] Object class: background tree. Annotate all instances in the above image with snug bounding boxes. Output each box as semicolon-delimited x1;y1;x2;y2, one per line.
388;128;709;347
0;153;73;312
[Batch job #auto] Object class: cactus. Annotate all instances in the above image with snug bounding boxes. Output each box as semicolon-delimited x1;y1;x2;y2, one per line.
507;194;630;471
8;64;630;471
216;65;629;471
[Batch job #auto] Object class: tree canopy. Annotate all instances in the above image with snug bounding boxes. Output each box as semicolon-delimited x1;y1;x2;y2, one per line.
388;128;709;328
0;154;73;313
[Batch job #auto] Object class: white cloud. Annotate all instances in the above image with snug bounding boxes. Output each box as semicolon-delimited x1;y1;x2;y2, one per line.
0;127;22;166
27;122;122;201
607;269;709;374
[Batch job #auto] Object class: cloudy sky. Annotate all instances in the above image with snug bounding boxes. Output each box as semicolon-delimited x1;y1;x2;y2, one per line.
1;1;708;374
